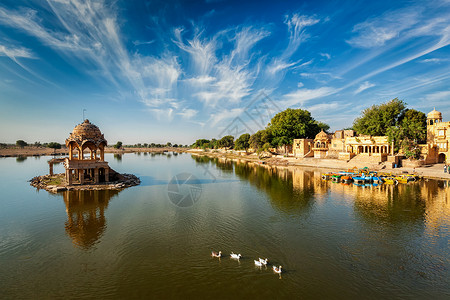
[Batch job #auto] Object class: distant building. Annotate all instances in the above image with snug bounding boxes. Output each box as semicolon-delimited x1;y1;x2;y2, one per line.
293;108;449;165
421;108;449;164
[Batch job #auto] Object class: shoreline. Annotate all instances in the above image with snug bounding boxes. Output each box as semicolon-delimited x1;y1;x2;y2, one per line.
0;146;188;157
187;150;450;181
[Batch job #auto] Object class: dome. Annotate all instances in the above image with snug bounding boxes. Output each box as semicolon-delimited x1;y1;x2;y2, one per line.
315;130;329;140
427;108;442;119
66;119;107;147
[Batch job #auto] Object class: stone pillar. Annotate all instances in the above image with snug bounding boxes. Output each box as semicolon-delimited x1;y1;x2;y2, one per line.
79;169;84;185
68;169;72;185
94;168;99;184
49;163;53;176
79;147;83;160
105;168;109;182
90;150;94;160
69;146;73;160
100;149;104;161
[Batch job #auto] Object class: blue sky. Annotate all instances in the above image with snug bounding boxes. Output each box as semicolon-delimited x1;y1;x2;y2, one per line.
0;0;449;145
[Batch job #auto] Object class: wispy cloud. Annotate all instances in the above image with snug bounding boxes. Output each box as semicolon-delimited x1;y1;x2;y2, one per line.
420;58;450;63
347;9;420;48
283;13;320;58
281;86;338;108
354;81;375;94
0;45;35;59
319;52;330;59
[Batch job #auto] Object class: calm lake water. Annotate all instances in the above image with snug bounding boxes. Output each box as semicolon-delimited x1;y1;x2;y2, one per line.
0;153;449;299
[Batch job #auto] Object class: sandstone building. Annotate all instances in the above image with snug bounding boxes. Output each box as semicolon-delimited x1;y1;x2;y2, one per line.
64;119;110;185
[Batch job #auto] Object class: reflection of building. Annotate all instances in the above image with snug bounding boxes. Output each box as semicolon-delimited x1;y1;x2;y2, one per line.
63;189;119;249
64;120;110;185
421;109;449;164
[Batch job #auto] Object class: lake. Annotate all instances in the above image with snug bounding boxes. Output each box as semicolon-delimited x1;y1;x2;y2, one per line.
0;153;449;299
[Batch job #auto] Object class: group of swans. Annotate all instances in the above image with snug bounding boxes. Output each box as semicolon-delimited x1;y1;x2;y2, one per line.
211;251;282;274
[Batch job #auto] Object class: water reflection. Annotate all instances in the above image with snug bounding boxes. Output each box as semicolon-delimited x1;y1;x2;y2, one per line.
207;157;315;214
200;155;450;229
63;189;120;249
16;156;27;163
114;154;122;161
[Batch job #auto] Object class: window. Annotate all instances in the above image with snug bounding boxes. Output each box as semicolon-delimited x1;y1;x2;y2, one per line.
438;130;445;137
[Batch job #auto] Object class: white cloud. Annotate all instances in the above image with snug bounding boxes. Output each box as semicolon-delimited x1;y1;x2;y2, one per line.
281;86;338;108
354;81;375;94
0;45;35;59
424;90;450;102
319;53;330;59
347;9;420;48
420;58;449;63
208;107;244;127
177;108;198;119
284;13;320;58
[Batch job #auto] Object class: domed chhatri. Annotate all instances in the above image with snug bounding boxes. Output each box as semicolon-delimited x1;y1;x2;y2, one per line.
64;119;110;185
66;119;107;161
427;108;442;125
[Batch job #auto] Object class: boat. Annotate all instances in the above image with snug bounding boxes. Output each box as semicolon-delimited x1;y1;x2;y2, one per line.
331;174;342;182
341;175;353;183
384;177;398;185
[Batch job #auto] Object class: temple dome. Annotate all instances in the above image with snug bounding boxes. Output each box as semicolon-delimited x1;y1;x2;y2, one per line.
315;130;329;140
66;119;107;147
427;108;442;120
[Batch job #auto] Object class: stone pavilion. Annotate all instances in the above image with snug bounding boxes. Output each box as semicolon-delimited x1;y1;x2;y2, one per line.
64;119;110;185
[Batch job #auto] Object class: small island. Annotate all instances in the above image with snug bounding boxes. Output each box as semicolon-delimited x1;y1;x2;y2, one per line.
30;119;140;193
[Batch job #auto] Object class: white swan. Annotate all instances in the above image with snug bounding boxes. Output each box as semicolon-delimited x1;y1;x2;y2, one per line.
254;259;263;267
230;252;241;259
259;258;268;265
273;265;282;274
211;251;221;258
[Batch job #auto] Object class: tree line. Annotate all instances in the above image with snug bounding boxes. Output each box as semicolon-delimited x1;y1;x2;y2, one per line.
192;98;427;159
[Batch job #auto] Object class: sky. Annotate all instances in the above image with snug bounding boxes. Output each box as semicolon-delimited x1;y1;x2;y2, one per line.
0;0;449;145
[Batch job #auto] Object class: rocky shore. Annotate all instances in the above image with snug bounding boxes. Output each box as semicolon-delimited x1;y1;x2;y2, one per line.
29;172;141;193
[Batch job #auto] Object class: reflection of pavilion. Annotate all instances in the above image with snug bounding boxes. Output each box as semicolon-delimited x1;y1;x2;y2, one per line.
63;189;119;249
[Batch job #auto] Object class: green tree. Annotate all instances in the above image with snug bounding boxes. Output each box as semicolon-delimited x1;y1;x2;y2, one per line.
353;98;406;136
315;121;330;133
194;139;210;148
114;141;123;149
217;135;234;149
235;133;250;151
386;108;427;155
267;108;320;153
47;142;61;154
166;142;172;147
16;140;27;148
0;143;7;149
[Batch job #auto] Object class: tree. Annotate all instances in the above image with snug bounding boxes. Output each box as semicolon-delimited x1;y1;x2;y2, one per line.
353;98;406;136
217;135;234;149
16;140;27;148
235;133;250;151
114;141;123;149
0;143;7;149
47;142;61;154
267;108;320;152
166;142;172;147
386;108;427;154
315;121;330;133
34;141;41;147
193;139;210;148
